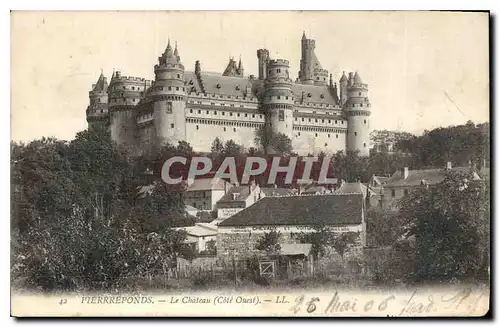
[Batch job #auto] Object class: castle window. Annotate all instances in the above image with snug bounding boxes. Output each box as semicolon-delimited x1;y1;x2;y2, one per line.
335;120;337;124
168;86;172;91
359;92;361;96
295;117;297;121
196;125;199;130
286;96;289;100
240;105;244;108
123;86;126;90
352;104;355;108
223;127;226;132
364;119;367;124
322;119;324;123
190;109;193;113
233;128;236;132
279;110;284;121
354;132;357;136
328;134;330;138
230;112;233;116
222;112;225;116
363;143;366;147
132;86;135;90
237;113;240;117
166;102;173;113
171;123;174;128
404;189;409;196
211;102;215;106
298;132;301;136
277;96;281;100
252;114;255;118
245;114;248;117
231;104;234;107
260;115;263;119
198;110;201;114
336;134;338;139
177;74;180;78
315;133;318;137
325;143;328;147
315;119;318;122
317;77;319;80
360;104;363;107
176;87;179;91
206;110;209;114
391;190;396;198
214;111;217;115
302;118;304;122
308;119;311;122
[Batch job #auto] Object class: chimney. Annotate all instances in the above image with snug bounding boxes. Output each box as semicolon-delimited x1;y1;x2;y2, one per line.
446;162;452;170
401;167;409;179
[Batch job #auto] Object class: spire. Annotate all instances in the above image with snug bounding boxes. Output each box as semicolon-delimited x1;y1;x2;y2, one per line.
339;71;348;83
329;73;333;87
302;30;306;40
92;71;108;92
164;37;173;56
353;71;362;84
174;41;179;57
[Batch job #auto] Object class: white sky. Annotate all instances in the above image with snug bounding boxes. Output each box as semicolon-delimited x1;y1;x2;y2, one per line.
11;11;489;142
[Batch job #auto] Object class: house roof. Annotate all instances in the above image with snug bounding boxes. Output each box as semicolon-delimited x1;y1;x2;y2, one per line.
217;185;251;203
174;223;218;237
334;182;375;197
280;243;313;256
302;185;329;194
186;177;231;192
218;194;363;227
384;167;480;188
260;188;296;197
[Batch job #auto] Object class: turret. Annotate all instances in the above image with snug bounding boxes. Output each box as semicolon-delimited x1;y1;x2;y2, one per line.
299;32;315;85
237;56;244;76
262;59;294;151
152;39;187;146
345;71;371;156
257;49;269;80
86;71;109;130
339;71;348;106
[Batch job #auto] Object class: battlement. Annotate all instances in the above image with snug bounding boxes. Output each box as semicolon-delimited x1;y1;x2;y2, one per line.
268;59;290;66
155;63;185;71
348;82;368;89
314;68;329;74
112;75;151;83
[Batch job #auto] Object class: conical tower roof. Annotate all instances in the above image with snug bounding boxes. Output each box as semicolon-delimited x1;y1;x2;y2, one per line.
92;71;108;92
339;71;348;83
353;71;362;84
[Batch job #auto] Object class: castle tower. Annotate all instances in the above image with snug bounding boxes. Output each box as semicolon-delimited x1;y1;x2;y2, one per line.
237;56;244;76
108;70;146;150
299;32;315;85
339;71;348;106
152;39;187;146
86;71;109;130
262;59;294;149
345;72;371;156
257;49;269;80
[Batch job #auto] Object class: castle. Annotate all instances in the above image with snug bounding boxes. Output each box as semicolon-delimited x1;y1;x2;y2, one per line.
86;32;371;156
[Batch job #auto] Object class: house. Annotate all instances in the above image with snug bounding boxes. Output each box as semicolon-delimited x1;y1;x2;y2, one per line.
334;181;378;208
380;162;481;208
174;223;218;253
259;187;296;197
215;181;261;221
216;193;366;259
184;177;233;211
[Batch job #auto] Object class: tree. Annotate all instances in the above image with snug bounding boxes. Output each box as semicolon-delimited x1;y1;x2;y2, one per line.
254;125;293;156
211;137;224;154
296;224;334;260
398;170;489;281
366;207;405;247
255;231;282;254
331;232;359;264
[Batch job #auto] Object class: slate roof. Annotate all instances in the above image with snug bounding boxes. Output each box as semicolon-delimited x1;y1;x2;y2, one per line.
334;182;375;198
92;73;108;92
183;68;339;106
260;188;296;197
384;167;480;188
217;185;251;203
218;194;363;227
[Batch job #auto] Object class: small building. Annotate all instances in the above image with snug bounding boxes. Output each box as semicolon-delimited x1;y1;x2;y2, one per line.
174;223;218;253
217;193;366;259
380;162;481;208
257;243;314;279
215;182;261;221
334;181;378;208
184;177;233;211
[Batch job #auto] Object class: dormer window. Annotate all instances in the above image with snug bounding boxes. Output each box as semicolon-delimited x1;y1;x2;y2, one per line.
307;93;312;97
216;84;221;89
236;85;240;90
320;94;324;98
189;80;194;85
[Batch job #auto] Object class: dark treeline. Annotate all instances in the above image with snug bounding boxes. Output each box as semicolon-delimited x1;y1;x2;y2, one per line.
11;120;490;291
